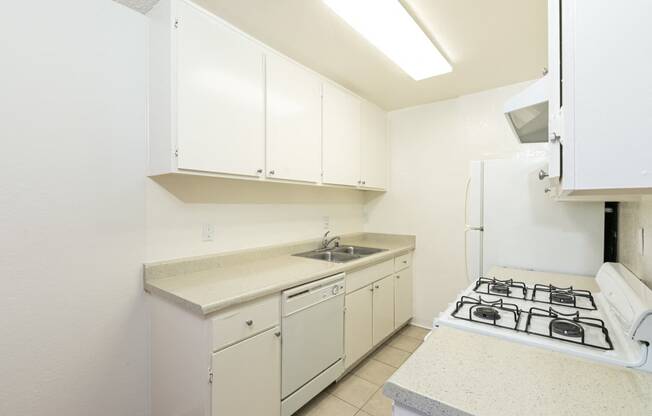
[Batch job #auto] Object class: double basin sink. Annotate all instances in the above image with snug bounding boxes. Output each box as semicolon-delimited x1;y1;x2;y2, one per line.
293;245;387;263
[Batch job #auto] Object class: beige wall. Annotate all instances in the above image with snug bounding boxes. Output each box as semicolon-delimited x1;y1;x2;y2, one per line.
363;81;546;327
146;175;365;261
619;196;652;287
0;1;148;415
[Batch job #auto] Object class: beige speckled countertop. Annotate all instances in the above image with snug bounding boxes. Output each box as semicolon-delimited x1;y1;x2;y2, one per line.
384;267;652;416
144;233;415;316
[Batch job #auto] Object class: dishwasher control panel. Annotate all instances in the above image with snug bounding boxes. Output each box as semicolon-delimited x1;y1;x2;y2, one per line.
282;273;345;317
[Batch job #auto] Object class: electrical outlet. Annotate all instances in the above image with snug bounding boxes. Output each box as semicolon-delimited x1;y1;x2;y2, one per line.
202;224;215;242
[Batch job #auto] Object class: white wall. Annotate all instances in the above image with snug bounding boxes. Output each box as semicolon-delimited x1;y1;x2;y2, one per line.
364;82;548;327
619;197;652;287
146;175;365;261
0;1;148;415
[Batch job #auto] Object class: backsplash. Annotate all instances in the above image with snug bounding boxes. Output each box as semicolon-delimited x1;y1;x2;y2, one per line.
618;196;652;287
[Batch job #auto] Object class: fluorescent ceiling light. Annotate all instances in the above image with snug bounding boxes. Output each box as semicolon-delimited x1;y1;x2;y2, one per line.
323;0;452;80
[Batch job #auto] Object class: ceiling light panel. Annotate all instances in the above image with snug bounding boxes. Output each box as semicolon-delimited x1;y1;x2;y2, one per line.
323;0;452;80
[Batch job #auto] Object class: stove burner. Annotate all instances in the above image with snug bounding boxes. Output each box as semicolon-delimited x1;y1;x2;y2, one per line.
551;291;575;304
489;283;511;295
551;320;583;338
473;306;501;321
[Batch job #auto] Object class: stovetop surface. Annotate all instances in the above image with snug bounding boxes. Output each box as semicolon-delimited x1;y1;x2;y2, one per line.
437;273;647;368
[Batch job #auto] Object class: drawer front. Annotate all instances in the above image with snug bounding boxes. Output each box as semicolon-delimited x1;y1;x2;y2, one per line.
211;294;280;351
394;252;412;272
346;259;394;293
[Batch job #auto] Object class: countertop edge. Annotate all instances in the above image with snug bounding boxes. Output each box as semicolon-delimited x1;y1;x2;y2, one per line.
384;381;472;416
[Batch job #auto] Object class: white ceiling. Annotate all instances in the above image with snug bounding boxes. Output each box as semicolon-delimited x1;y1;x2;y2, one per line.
119;0;547;110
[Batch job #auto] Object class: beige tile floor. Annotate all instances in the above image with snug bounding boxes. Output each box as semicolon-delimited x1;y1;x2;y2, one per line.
294;325;430;416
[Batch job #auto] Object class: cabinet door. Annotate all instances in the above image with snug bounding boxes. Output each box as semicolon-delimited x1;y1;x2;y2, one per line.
322;83;361;186
176;1;265;177
266;54;322;183
394;267;413;328
360;101;388;189
372;275;395;345
344;286;373;369
212;327;280;416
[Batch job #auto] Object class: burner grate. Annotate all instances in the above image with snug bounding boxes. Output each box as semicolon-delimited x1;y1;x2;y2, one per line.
452;296;522;331
524;307;613;350
531;284;597;310
473;277;528;300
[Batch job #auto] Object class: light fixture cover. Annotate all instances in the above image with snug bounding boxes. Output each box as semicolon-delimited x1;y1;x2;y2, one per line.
323;0;452;80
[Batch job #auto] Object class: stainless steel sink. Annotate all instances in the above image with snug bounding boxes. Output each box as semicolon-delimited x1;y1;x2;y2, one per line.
293;245;387;263
332;245;386;256
293;250;358;263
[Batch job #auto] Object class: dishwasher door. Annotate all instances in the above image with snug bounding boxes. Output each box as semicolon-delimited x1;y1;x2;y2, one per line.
281;274;345;399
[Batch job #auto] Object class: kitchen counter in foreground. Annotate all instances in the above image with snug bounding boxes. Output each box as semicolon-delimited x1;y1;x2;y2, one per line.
385;325;652;416
384;267;652;416
144;233;415;316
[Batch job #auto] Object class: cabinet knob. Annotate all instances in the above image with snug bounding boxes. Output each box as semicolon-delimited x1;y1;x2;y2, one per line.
245;319;254;327
402;260;408;264
544;187;552;194
370;287;374;292
269;170;275;175
396;275;401;279
549;132;560;143
375;284;380;289
362;181;366;185
538;169;549;181
274;331;281;338
256;169;263;174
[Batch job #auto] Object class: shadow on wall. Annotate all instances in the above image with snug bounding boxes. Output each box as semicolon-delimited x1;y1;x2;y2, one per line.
150;174;365;205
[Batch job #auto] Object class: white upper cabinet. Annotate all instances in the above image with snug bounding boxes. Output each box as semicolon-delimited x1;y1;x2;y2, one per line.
266;54;322;183
360;101;388;189
148;0;387;191
322;83;361;187
547;0;652;196
175;0;265;177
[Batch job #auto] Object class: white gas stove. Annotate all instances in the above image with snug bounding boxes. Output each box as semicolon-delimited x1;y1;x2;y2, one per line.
435;263;652;371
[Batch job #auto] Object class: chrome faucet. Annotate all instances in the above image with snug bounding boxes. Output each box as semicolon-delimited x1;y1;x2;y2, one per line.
321;231;340;250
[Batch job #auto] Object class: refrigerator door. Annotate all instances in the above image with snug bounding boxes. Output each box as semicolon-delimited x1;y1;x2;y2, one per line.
465;161;484;282
466;229;483;283
482;157;604;276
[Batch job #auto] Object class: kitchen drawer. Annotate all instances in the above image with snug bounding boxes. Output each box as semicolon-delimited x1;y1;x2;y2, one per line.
346;259;394;293
395;253;412;272
210;294;280;351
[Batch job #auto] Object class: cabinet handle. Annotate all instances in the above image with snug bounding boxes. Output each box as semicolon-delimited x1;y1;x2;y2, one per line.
256;169;263;174
549;132;560;143
245;319;254;326
538;169;549;181
269;170;275;175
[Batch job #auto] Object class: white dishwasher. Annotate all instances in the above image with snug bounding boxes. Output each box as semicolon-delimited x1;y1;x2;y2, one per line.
280;273;345;416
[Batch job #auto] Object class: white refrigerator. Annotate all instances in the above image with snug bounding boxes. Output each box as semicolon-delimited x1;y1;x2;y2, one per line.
465;157;605;283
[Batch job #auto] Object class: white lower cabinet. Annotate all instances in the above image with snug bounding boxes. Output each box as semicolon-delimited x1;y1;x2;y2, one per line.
394;267;413;327
212;326;281;416
344;285;373;368
344;253;414;369
372;275;395;345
